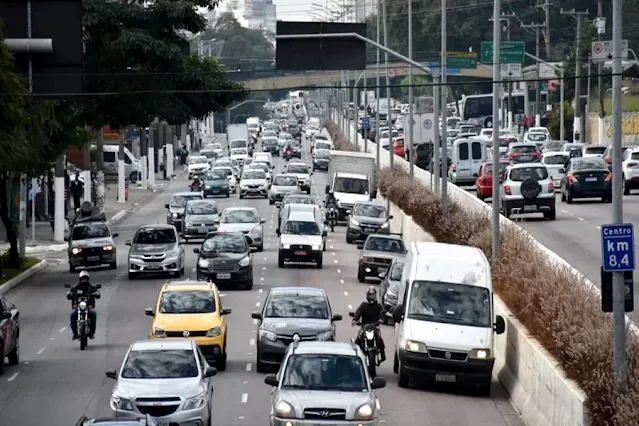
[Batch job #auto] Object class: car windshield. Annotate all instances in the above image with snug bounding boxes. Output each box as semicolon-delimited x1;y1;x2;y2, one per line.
333;176;368;194
212;144;222;150
527;133;547;141
200;151;215;159
221;210;258;223
584;147;607;155
213;168;232;177
171;194;202;207
365;237;405;253
543;155;567;165
573;158;607;170
160;290;216;314
281;133;292;139
407;280;491;327
250;164;269;172
264;138;278;145
284;220;319;235
390;261;405;280
215;160;232;168
315;149;331;158
353;204;386;218
230;141;246;148
72;223;110;240
242;170;266;180
263;132;276;137
283;196;313;205
121;349;199;379
483;163;509;174
202;234;247;253
290;141;300;148
134;228;176;244
274;176;297;186
288;165;308;174
189;157;207;165
512;145;538;154
231;149;248;156
544;141;563;151
205;172;225;180
316;142;331;150
509;166;549;181
186;202;217;215
265;294;328;319
500;138;516;147
280;354;368;392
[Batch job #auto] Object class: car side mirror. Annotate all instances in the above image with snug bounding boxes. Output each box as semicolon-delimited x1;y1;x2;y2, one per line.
144;308;155;317
112;233;119;238
1;311;12;319
371;190;378;199
276;228;281;236
371;377;386;389
95;284;102;289
322;230;328;237
252;312;263;320
165;203;170;209
125;240;132;246
261;218;266;224
494;315;506;334
264;374;279;387
323;220;329;225
392;304;405;323
179;239;186;245
205;367;218;378
332;313;343;321
559;168;565;174
499;176;504;183
105;369;117;380
64;236;69;242
357;244;364;250
387;215;394;220
222;308;232;315
193;248;201;254
348;311;355;318
325;184;330;194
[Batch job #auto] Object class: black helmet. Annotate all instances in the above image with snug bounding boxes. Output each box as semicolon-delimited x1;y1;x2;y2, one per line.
366;286;377;304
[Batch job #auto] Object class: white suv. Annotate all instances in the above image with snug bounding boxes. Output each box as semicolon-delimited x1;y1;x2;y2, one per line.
622;147;639;195
500;163;556;220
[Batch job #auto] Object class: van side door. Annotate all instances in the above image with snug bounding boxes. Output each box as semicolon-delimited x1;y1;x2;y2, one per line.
470;140;485;177
456;141;471;179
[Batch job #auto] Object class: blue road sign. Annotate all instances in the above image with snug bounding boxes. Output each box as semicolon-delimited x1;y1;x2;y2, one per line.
601;223;636;272
362;117;371;130
427;64;461;75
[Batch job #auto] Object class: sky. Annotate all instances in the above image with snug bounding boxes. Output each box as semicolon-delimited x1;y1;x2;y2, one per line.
273;0;348;22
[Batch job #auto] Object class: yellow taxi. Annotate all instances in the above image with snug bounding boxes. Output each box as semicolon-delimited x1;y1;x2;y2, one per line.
145;280;231;370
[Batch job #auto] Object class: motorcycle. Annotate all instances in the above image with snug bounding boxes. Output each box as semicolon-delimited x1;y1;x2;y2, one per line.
349;313;381;378
326;205;338;232
189;178;203;192
284;150;293;162
65;283;101;350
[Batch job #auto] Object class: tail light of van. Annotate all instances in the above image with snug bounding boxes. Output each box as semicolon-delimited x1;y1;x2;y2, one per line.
451;164;456;172
605;155;613;164
567;174;577;183
627;162;639;168
508;152;515;159
605;172;612;182
533;151;542;160
504;185;512;195
548;182;554;193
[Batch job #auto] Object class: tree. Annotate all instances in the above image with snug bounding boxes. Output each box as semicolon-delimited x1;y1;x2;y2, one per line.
399;76;432;99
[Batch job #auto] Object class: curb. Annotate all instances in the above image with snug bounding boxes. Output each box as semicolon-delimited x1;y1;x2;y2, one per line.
0;259;49;295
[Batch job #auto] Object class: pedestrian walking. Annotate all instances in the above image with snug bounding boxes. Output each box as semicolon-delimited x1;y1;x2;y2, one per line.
70;175;84;211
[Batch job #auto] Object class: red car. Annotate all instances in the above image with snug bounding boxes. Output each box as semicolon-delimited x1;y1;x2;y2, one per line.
476;160;510;201
392;136;405;157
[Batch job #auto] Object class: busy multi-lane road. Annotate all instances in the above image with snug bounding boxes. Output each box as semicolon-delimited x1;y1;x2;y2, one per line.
0;135;524;426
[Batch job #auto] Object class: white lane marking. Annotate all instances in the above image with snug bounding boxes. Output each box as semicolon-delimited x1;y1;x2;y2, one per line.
344;291;349;296
37;347;46;355
578;217;584;221
348;304;353;310
256;301;261;307
239;416;245;420
243;380;249;384
263;257;267;261
49;337;54;341
253;318;258;325
262;266;266;270
340;279;344;284
332;252;336;256
597;226;602;229
219;293;227;297
246;363;252;372
334;259;338;263
7;372;19;382
337;269;341;273
250;338;255;346
330;245;334;249
328;239;332;243
561;209;569;214
260;277;264;281
59;326;66;333
259;289;263;294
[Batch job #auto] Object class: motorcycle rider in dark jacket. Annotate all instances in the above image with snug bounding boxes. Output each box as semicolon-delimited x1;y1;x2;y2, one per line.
324;190;338;208
190;175;203;191
67;270;99;340
352;287;386;361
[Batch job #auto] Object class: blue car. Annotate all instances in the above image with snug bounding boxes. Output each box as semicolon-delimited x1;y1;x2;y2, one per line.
203;170;230;198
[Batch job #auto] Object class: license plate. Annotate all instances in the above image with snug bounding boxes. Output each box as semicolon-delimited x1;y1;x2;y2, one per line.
157;422;169;426
523;205;537;211
585;177;598;182
216;273;231;279
198;228;209;233
294;250;307;256
519;156;531;161
435;374;456;383
87;255;100;262
364;228;373;233
145;266;161;270
212;190;219;193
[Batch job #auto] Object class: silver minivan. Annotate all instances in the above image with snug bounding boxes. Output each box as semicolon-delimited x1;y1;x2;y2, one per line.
449;138;486;186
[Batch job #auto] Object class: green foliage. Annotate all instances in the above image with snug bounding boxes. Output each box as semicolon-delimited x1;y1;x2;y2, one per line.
398;76;432;99
547;101;574;140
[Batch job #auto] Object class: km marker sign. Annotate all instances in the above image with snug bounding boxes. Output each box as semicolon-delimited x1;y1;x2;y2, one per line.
601;223;636;272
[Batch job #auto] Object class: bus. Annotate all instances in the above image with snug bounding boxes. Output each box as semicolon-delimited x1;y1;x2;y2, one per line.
460;92;526;128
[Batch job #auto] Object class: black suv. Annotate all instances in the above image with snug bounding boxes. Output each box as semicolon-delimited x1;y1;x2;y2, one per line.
194;231;254;290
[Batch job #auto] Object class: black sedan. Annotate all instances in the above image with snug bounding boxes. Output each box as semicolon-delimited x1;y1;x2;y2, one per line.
194;231;254;290
560;156;612;203
346;202;392;243
357;234;407;283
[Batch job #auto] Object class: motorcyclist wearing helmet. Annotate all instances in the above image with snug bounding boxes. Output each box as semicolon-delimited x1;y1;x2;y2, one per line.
352;287;386;362
67;270;99;340
324;190;337;208
190;174;203;191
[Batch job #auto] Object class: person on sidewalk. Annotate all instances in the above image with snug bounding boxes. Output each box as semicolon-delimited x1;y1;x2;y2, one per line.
517;116;522;134
70;175;84;211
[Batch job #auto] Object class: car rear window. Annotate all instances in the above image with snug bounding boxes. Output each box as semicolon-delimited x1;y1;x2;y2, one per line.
512;145;538;154
573;158;607;170
585;147;607;155
483;163;508;174
543;155;567;165
509;167;549;181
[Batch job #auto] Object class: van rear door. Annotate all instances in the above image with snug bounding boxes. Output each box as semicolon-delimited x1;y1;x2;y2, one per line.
470;140;485;177
455;140;472;180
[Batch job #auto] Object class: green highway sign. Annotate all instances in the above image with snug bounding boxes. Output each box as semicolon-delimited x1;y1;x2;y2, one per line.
430;52;477;69
480;41;525;64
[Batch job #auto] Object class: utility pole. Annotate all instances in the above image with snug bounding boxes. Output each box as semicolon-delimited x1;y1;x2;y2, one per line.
491;0;501;264
375;4;381;177
521;22;545;127
383;0;393;168
489;13;516;131
408;0;414;189
595;3;607;145
440;0;448;215
536;0;552;59
561;8;589;142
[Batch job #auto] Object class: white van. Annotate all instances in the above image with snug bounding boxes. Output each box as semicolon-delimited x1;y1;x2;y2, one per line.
229;139;248;152
392;241;505;395
101;145;141;182
253;152;274;170
449;138;486;185
278;203;326;251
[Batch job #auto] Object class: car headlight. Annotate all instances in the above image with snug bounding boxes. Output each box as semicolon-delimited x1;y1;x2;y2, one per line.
152;327;166;338
311;245;321;251
103;245;113;251
350;219;360;226
198;258;210;268
171;212;178;219
251;225;262;234
206;327;221;337
205;185;211;190
354;403;375;420
166;250;178;257
222;184;228;188
239;255;250;267
469;348;491;359
404;340;427;353
72;247;82;255
316;331;332;341
275;401;295;418
259;328;277;342
110;395;134;411
381;222;389;228
183;392;208;411
184;219;193;227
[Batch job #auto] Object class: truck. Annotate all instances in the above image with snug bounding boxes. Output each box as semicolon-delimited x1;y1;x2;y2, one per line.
227;123;249;153
325;151;377;221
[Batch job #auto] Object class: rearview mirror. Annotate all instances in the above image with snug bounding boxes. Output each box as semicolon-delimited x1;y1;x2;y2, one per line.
251;312;263;320
264;374;279;387
325;184;330;194
1;311;12;319
165;203;170;209
494;315;506;334
125;240;132;246
144;308;155;317
276;228;281;236
371;190;378;199
112;233;119;238
222;308;232;315
388;215;394;220
371;377;386;389
64;236;69;242
105;369;117;380
559;168;565;174
392;304;405;323
94;284;102;289
348;311;355;317
193;248;200;254
322;230;328;237
357;244;364;250
179;239;186;244
378;272;387;279
332;313;343;321
204;367;218;378
261;218;266;224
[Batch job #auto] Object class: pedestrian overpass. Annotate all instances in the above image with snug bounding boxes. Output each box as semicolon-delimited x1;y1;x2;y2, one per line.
231;63;494;91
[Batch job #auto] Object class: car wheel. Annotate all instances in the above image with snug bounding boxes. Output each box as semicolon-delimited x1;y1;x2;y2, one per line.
476;377;492;397
346;234;352;244
317;257;323;269
226;192;230;198
269;199;274;205
256;358;267;373
566;192;573;204
278;253;285;268
393;352;399;374
239;194;244;199
0;343;4;375
257;244;264;252
110;261;117;269
218;340;228;371
7;335;19;365
129;172;138;183
476;188;484;201
561;188;566;202
128;272;137;280
180;264;185;275
245;279;254;290
624;179;631;195
397;360;409;388
546;209;556;221
357;268;366;283
69;264;76;273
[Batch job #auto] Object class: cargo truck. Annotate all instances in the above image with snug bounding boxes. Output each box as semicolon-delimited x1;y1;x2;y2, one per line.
227;124;249;154
325;151;377;221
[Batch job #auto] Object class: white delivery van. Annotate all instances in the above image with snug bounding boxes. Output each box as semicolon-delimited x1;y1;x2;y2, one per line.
392;241;505;395
101;145;141;182
449;138;486;186
253;152;273;170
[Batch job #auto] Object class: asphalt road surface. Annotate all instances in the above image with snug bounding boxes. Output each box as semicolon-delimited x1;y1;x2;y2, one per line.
464;182;639;322
0;136;524;426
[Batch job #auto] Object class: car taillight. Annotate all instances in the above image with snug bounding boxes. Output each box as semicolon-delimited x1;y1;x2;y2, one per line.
534;152;541;159
508;152;515;159
548;182;554;193
605;156;613;164
605;172;612;181
359;255;364;264
414;153;419;161
568;174;577;183
451;164;456;172
504;185;511;195
627;162;639;168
